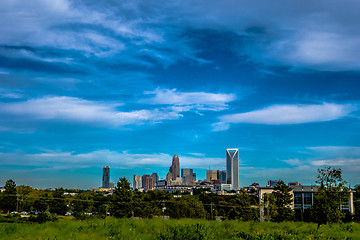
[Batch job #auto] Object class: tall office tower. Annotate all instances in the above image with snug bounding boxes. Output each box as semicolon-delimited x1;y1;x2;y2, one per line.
151;173;159;187
217;170;227;184
166;172;173;185
226;148;239;190
169;153;180;180
206;170;218;182
102;166;110;188
142;174;153;191
181;168;196;185
133;175;142;190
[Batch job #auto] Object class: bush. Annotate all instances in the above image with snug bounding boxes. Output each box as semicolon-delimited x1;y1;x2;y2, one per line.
29;213;57;223
156;223;211;240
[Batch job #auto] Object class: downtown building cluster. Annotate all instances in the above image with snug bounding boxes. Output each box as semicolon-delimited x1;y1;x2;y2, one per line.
95;147;355;218
132;149;240;192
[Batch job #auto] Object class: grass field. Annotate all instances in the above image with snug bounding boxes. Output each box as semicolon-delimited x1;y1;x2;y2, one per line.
0;217;359;239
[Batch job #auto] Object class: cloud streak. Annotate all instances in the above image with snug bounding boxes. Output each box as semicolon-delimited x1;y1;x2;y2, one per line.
280;145;360;184
214;103;356;130
143;88;236;111
0;96;181;128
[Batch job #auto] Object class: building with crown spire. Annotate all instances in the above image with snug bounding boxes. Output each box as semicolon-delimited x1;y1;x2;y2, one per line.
169;153;180;180
226;148;239;190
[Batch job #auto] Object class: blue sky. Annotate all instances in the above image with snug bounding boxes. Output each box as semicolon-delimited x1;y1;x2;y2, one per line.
1;0;360;189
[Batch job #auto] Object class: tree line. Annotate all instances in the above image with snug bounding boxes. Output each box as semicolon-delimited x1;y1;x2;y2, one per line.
1;167;360;227
0;177;259;221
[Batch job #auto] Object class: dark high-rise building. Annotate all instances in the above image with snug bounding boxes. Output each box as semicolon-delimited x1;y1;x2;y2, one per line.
226;148;239;190
169;153;180;180
181;168;196;185
217;170;227;184
102;166;110;188
142;174;152;191
151;173;159;187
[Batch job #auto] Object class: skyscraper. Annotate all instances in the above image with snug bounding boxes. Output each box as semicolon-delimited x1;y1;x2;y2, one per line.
181;168;196;185
206;170;218;182
169;153;180;180
133;175;141;190
151;173;159;187
217;170;227;184
142;174;152;191
166;172;173;185
226;148;239;190
102;166;110;188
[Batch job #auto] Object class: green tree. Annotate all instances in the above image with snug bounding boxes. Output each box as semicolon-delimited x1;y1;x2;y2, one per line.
1;179;17;213
110;177;133;218
167;196;206;219
261;180;294;222
272;180;294;222
312;167;349;228
224;190;258;221
262;192;277;221
354;184;360;221
72;200;86;220
33;199;48;212
16;185;34;212
49;188;67;215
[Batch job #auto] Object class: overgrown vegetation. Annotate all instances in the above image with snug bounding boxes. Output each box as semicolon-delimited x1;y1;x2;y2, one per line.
1;218;360;239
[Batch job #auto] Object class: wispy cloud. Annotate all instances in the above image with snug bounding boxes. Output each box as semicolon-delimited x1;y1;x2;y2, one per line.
143;88;236;111
0;96;181;128
282;158;302;166
307;146;360;155
0;0;208;73
214;103;356;130
280;145;360;184
0;88;24;99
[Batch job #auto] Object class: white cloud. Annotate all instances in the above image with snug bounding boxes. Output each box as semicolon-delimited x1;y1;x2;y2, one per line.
266;32;360;71
0;89;24;99
216;103;355;128
282;158;302;166
188;152;205;157
307;146;360;154
0;96;181;128
143;88;236;111
211;122;230;132
279;145;360;184
305;146;360;167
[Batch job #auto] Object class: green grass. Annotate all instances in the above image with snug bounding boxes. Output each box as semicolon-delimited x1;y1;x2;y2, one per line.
1;218;360;239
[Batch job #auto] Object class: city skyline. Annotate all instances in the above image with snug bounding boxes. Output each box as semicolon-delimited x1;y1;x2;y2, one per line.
1;1;360;189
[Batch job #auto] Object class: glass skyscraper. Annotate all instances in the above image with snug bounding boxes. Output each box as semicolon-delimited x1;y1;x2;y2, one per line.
226;148;239;190
102;166;110;188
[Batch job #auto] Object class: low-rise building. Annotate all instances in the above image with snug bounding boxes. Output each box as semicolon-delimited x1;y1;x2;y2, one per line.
258;185;355;221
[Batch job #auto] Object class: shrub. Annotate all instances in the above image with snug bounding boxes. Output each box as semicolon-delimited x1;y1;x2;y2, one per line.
156;223;211;240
